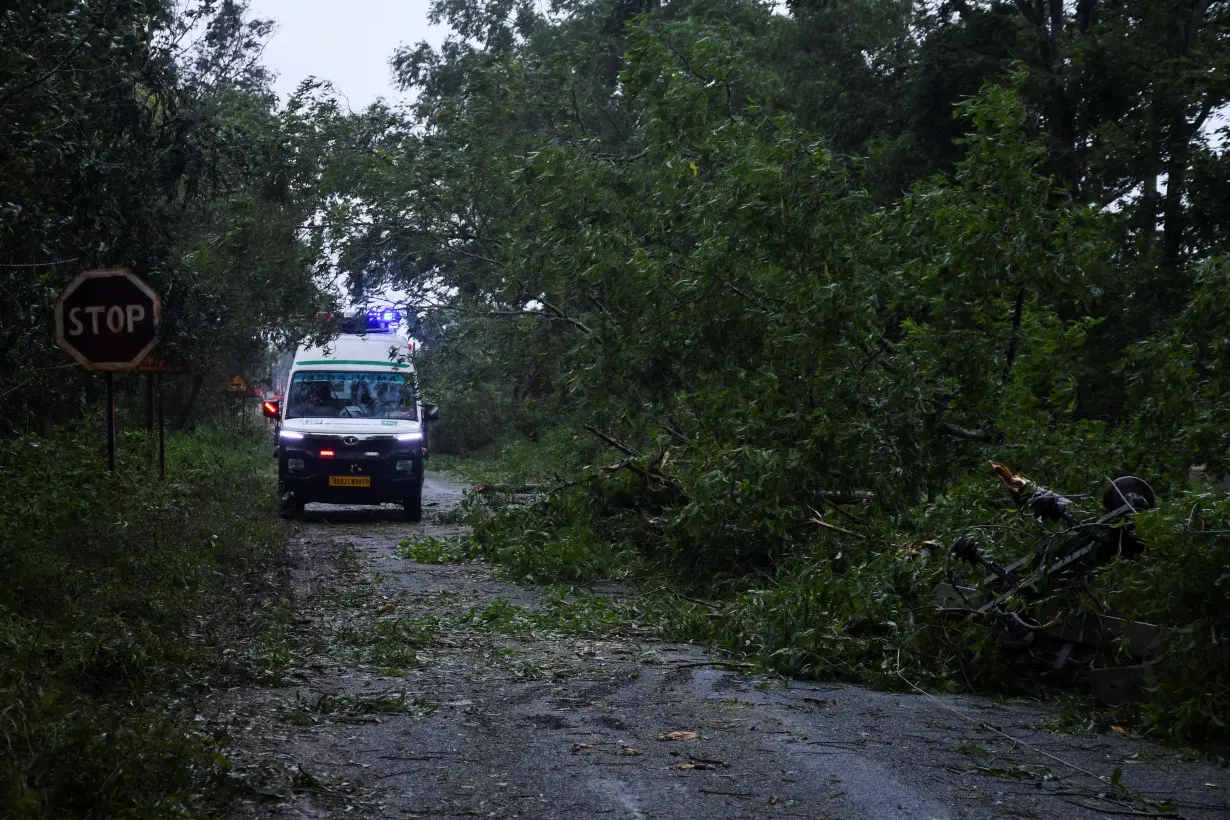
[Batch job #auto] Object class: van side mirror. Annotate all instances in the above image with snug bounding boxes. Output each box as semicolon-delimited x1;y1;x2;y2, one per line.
262;399;281;419
423;402;439;422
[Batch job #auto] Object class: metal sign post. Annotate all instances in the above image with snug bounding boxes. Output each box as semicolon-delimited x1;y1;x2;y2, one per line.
157;373;165;480
54;268;162;473
139;355;183;480
145;374;154;432
106;372;116;472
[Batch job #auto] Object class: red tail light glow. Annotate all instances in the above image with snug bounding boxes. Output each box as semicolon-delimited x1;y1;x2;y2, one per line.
319;449;335;457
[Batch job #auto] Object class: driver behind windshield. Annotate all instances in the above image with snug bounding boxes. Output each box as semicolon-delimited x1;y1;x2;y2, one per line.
352;380;374;414
372;381;398;418
291;381;336;418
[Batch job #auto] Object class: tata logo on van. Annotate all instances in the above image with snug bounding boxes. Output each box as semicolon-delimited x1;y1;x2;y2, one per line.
343;436;359;446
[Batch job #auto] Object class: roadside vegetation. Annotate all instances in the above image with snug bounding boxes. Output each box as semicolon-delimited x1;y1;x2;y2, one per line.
0;427;287;817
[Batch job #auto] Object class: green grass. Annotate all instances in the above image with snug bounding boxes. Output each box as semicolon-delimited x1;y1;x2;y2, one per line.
396;535;475;564
0;424;288;818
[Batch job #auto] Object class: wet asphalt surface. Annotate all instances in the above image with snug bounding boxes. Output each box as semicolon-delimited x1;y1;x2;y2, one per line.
214;473;1230;820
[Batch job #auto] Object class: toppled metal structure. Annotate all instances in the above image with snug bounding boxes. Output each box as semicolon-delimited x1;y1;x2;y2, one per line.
932;464;1161;704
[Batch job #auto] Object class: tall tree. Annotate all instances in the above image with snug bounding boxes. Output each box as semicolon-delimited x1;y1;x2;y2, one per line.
0;0;332;431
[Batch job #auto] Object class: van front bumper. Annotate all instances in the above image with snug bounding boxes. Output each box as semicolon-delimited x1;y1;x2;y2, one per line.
278;435;423;504
279;471;422;505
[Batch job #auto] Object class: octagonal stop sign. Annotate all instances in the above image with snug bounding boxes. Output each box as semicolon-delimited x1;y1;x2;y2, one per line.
55;269;162;370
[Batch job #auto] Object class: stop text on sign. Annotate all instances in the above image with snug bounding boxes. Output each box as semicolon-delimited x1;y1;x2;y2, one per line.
54;268;162;371
66;303;150;336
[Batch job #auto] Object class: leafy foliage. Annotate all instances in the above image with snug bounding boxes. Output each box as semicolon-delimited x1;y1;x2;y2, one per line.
0;427;286;816
1100;495;1230;741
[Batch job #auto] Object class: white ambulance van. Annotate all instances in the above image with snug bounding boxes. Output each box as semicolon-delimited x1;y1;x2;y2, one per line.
265;309;438;520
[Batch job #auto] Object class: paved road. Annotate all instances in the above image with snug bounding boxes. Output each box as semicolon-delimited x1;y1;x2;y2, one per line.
213;473;1229;820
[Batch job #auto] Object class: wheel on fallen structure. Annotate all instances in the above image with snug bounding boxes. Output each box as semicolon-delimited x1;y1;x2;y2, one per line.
1102;476;1156;512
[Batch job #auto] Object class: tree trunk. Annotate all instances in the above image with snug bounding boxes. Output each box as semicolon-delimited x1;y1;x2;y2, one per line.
1017;0;1082;193
1158;0;1211;269
1002;288;1026;383
1160;113;1188;269
177;370;208;431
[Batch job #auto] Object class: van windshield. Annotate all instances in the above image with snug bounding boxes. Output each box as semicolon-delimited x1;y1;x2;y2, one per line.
285;371;418;420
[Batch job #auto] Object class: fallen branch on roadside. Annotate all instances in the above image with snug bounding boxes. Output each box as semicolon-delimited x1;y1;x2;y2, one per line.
583;424;643;458
584;425;677;488
470;477;584;495
471;483;540;494
806;507;866;539
822;498;870;527
674;593;724;610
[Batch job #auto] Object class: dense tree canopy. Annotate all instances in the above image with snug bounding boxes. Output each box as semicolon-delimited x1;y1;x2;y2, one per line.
298;0;1227;493
0;0;334;431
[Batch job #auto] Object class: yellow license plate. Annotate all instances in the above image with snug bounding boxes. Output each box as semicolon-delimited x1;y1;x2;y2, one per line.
329;475;371;488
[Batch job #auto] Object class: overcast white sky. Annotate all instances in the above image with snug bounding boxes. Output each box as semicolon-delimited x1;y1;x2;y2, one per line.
247;0;448;109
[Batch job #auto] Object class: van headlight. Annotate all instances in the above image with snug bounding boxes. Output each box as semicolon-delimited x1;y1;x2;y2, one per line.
396;432;423;442
287;458;305;472
395;460;415;472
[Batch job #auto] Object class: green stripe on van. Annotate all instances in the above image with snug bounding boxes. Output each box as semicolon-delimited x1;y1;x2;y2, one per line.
294;360;410;368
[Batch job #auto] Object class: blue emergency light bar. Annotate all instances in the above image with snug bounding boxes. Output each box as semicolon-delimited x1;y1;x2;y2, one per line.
363;308;401;331
322;308;403;334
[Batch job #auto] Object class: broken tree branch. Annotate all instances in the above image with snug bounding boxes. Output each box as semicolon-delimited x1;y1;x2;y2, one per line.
806;507;866;539
471;483;540;494
586;426;680;489
823;497;869;527
600;459;668;487
663;421;690;445
538;296;592;333
583;424;643;459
